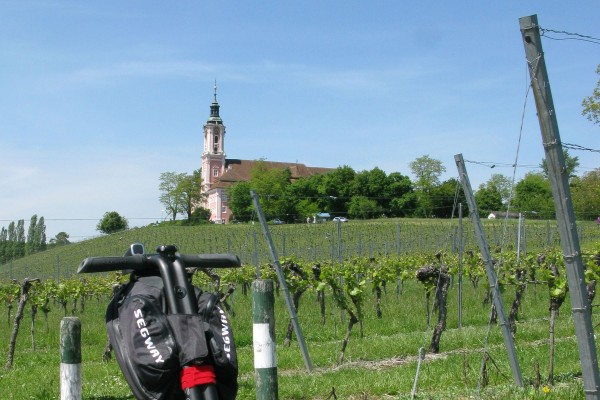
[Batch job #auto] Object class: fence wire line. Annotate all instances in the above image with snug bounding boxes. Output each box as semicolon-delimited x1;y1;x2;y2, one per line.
540;27;600;45
563;142;600;154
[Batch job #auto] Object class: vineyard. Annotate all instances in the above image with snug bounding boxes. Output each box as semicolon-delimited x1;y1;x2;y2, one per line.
1;218;600;398
1;218;599;281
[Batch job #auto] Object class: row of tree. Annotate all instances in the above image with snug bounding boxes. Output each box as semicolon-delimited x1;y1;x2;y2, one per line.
227;156;459;221
0;216;74;264
226;154;598;223
156;152;598;224
0;215;47;264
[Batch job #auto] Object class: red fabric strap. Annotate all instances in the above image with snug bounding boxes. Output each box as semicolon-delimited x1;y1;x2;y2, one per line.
180;364;216;390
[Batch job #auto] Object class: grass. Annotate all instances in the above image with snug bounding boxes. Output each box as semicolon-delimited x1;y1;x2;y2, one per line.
1;274;597;399
2;218;599;398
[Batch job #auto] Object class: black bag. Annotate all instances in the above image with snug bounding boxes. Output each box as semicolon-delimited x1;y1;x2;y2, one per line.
106;273;238;400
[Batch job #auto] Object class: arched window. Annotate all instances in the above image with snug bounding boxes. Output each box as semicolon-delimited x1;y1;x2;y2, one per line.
213;135;219;153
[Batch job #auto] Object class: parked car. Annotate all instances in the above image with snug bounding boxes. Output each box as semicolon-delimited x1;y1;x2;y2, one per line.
332;217;348;223
271;218;285;224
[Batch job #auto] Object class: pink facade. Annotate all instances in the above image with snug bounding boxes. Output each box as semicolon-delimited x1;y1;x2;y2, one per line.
200;85;332;223
200;85;229;223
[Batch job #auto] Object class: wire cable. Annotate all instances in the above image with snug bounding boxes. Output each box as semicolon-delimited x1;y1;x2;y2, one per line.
562;142;600;154
476;63;531;395
540;27;600;45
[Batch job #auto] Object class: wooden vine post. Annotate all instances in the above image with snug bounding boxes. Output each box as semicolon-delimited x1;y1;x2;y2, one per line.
60;317;82;400
252;279;279;400
520;14;600;397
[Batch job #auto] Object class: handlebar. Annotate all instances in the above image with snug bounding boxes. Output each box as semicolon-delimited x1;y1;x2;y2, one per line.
77;252;241;274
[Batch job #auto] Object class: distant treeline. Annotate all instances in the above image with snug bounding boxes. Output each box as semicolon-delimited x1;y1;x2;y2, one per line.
0;215;47;264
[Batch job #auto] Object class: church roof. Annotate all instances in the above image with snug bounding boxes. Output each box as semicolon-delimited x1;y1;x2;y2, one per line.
211;159;334;189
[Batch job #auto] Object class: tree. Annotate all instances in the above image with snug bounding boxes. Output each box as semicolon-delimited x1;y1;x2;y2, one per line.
0;215;46;260
475;183;503;216
34;216;47;252
97;211;129;234
190;207;211;224
350;168;388;216
430;178;465;218
540;149;579;182
249;161;293;221
159;171;186;221
25;215;38;255
294;199;321;221
228;181;253;222
487;174;513;206
351;168;387;199
14;220;25;259
287;174;323;220
475;174;512;215
409;155;445;190
513;172;555;219
24;215;46;254
571;168;600;220
0;227;7;264
49;232;71;246
6;221;16;261
409;155;446;218
348;196;382;219
318;166;356;214
384;172;414;216
582;64;600;126
177;169;205;221
389;192;418;217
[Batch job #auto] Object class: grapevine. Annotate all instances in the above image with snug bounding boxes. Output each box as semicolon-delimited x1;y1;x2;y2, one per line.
2;243;600;370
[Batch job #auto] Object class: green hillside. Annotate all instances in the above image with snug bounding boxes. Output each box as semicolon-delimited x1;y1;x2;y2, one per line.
2;218;599;281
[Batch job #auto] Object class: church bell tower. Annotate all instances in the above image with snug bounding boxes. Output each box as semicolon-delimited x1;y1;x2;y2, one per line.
201;81;226;193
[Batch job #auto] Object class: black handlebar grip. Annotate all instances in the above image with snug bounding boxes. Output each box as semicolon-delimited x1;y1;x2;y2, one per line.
77;254;148;274
178;254;242;269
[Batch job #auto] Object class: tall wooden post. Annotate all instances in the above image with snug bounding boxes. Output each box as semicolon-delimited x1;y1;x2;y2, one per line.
520;14;600;397
252;279;279;400
455;154;523;387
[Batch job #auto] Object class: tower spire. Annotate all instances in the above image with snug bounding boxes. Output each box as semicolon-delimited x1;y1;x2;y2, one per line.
208;79;222;124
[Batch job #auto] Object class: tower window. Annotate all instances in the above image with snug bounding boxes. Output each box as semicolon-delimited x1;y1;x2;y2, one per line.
213;135;219;153
213;167;219;177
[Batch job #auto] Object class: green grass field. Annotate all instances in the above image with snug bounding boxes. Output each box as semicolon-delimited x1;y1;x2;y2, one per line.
1;218;599;398
0;276;596;399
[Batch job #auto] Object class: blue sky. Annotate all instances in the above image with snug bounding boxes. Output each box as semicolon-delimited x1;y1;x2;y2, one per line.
1;1;598;241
